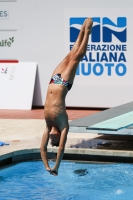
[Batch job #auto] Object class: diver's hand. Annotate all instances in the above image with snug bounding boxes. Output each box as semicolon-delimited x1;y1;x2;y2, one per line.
46;166;58;176
50;167;58;176
46;167;51;174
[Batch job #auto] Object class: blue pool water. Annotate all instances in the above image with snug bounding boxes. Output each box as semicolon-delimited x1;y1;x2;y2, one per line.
0;161;133;200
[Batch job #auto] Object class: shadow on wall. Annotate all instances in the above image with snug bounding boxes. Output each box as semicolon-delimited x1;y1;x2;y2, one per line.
32;66;43;106
69;135;133;150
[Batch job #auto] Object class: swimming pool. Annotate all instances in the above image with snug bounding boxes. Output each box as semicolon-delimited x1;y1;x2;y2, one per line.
0;161;133;200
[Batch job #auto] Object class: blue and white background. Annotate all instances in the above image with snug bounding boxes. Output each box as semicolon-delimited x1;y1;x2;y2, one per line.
70;16;127;81
65;8;133;107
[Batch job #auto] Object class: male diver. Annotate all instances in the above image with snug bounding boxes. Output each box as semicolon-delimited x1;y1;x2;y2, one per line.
40;18;93;176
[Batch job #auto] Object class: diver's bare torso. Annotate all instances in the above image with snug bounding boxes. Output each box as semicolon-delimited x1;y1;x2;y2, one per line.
44;84;69;131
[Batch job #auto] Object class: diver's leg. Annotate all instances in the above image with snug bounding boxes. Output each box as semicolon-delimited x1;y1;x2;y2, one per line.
61;18;93;83
70;19;87;53
51;19;87;76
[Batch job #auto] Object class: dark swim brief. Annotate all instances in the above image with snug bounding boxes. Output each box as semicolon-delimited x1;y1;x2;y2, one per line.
49;74;72;91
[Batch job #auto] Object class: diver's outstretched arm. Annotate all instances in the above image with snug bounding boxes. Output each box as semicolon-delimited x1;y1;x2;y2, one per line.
50;126;69;176
40;127;51;173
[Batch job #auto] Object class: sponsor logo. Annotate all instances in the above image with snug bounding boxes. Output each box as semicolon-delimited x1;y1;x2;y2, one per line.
69;17;127;76
70;17;126;43
1;66;8;74
0;37;14;47
0;11;9;19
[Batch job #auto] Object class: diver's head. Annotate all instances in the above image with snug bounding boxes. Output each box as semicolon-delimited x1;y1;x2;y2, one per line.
49;131;61;147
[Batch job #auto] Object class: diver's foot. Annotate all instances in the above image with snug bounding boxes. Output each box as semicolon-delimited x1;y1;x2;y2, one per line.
81;18;88;30
85;17;93;33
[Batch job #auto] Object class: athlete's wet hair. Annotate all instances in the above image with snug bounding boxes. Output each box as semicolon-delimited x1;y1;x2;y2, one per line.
49;133;60;147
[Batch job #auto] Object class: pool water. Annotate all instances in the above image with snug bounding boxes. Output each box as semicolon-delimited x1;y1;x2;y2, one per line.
0;161;133;200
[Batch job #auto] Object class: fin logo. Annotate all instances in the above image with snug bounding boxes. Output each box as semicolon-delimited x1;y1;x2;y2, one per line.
70;17;127;43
